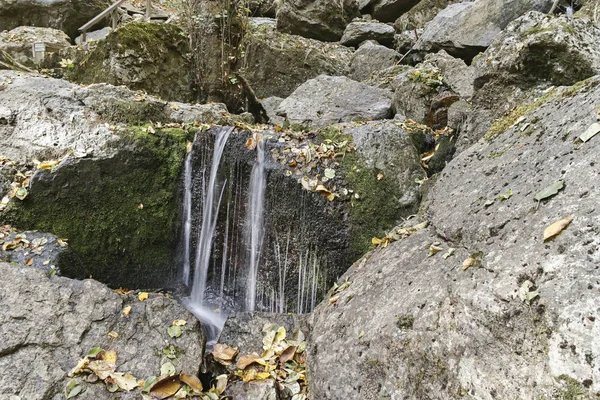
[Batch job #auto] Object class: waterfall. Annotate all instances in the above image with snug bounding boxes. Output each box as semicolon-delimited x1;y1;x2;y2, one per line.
181;135;196;286
245;136;266;311
190;126;233;305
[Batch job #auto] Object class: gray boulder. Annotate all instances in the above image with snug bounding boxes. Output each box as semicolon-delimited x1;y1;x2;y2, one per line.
276;75;394;129
349;41;400;81
426;50;475;99
0;70;228;289
369;0;422;22
240;28;353;98
0;26;71;68
260;96;285;125
0;0;111;39
249;0;278;17
415;0;555;61
391;63;443;123
276;0;361;42
394;0;465;31
309;75;600;399
74;27;111;44
226;381;279;400
248;17;278;31
0;230;67;273
0;262;205;400
340;21;396;47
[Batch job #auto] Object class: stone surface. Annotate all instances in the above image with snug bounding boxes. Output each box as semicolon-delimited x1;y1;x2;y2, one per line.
276;75;393;129
0;0;112;39
226;381;279;400
248;17;277;31
0;230;66;273
370;0;421;22
70;22;192;103
276;0;361;42
0;26;71;68
426;50;475;99
348;41;400;81
240;28;353;99
260;96;285;125
249;0;278;17
340;21;396;47
0;262;205;400
309;75;600;399
391;63;442;123
394;0;465;31
0;70;228;289
415;0;555;61
74;26;111;44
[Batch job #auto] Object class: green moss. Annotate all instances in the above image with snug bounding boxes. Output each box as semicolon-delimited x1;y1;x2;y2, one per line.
397;314;415;330
3;127;191;289
556;375;587;399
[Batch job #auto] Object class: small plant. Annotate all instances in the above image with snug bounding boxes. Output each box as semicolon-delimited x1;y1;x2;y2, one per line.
59;58;74;69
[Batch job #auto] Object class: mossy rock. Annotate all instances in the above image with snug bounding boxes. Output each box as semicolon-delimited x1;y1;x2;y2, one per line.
70;22;192;102
3;127;193;289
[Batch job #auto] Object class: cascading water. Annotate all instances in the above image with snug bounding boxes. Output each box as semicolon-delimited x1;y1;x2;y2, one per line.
181;135;196;287
245;136;266;311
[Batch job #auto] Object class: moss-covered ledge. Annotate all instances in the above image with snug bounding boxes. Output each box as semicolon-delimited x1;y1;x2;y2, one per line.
3;126;193;289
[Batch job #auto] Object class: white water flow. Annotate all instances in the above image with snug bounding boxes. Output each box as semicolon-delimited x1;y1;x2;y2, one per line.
190;127;233;305
181;135;196;286
245;137;266;311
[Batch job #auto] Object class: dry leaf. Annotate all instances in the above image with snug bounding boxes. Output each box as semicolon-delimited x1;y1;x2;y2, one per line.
246;137;257;150
462;257;474;271
180;373;203;394
68;357;89;377
38;160;59;169
279;346;296;364
237;353;261;369
543;216;573;241
329;295;339;305
212;343;238;365
87;360;116;380
122;306;132;318
172;320;187;326
215;374;228;395
149;376;181;399
111;373;138;391
99;350;117;364
138;292;149;301
108;331;119;339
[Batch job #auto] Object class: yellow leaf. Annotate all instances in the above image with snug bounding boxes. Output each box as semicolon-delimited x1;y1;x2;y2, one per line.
371;237;383;245
38;160;59;169
87;360;116;380
246;137;256;150
172;319;187;326
122;305;131;318
100;350;117;364
543;216;573;242
242;368;257;382
186;141;193;153
108;331;119;339
215;374;228;395
329;295;339;305
138;292;149;301
68;357;89;377
275;326;286;342
255;372;271;380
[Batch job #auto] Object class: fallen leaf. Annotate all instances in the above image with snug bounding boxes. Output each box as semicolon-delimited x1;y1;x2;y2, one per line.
180;373;203;393
329;295;339;305
111;372;138;391
87;347;104;358
543;216;573;241
535;180;564;202
428;244;443;257
237;353;262;369
172;319;187;326
138;292;149;301
377;173;384;181
214;374;228;395
160;362;176;377
324;168;335;179
167;325;182;338
65;380;83;399
246;137;256;150
462;257;474;271
137;203;144;210
358;331;365;339
108;331;119;339
212;343;238;365
99;350;117;364
38;160;59;169
15;187;28;200
442;248;455;259
68;357;90;377
275;326;286;343
497;189;513;201
580;122;600;142
279;346;296;364
88;360;116;380
142;376;159;393
122;305;132;318
518;280;539;304
149;376;181;399
255;372;271;380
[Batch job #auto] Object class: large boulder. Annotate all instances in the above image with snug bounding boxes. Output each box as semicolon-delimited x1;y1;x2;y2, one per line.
309;75;600;399
394;0;465;31
425;50;475;99
0;0;112;39
0;262;205;400
0;26;71;69
70;22;192;103
368;0;422;22
340;21;396;47
415;0;555;61
460;12;600;150
348;41;400;81
276;0;361;42
240;28;353;99
0;70;229;289
276;75;394;129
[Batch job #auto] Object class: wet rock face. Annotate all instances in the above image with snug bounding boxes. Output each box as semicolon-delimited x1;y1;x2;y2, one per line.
309;77;600;399
276;0;360;42
0;262;205;400
0;0;112;39
0;26;71;68
240;28;353;99
415;0;555;62
276;75;394;129
69;22;192;103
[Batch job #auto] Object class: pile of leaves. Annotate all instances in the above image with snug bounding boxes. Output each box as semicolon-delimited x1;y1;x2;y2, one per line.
212;325;309;400
371;220;429;249
400;119;454;170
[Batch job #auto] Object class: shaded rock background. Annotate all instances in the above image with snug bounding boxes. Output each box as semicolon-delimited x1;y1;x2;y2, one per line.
0;262;205;400
0;26;71;69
